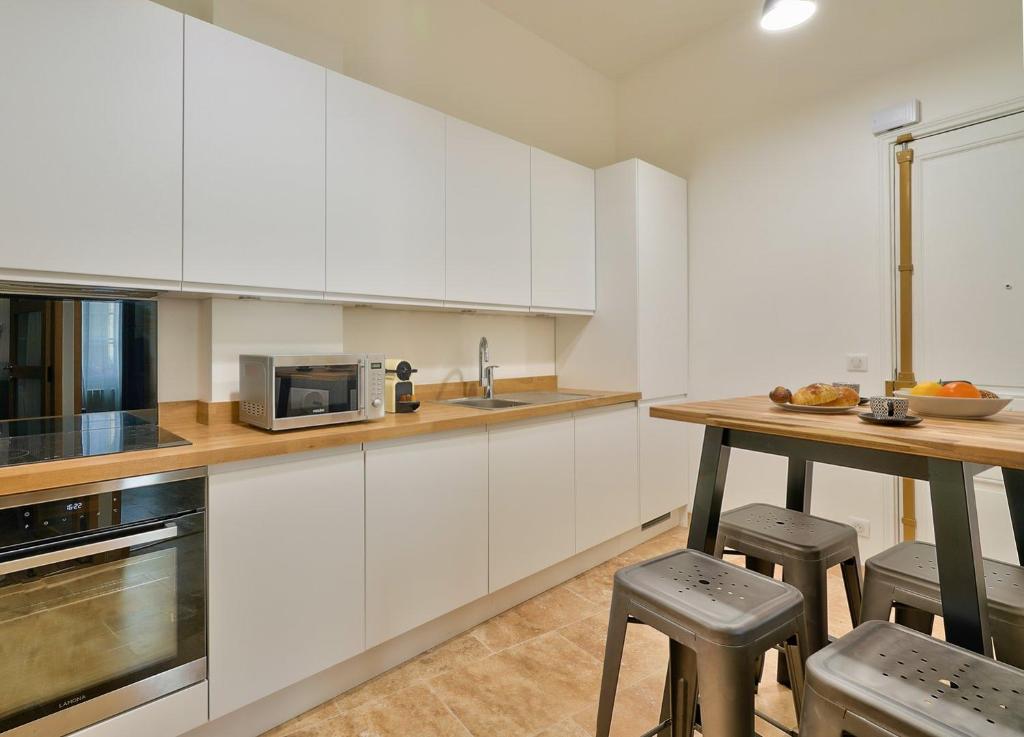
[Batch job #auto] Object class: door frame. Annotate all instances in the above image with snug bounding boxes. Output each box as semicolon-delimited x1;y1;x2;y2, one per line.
876;94;1024;543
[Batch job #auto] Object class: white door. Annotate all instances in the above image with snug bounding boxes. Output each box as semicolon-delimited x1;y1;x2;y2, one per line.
365;430;489;646
208;449;365;718
574;404;640;552
639;397;689;523
445;118;532;309
0;0;183;289
531;149;596;313
909;112;1024;563
326;72;446;305
637;161;688;400
489;416;575;591
183;17;326;297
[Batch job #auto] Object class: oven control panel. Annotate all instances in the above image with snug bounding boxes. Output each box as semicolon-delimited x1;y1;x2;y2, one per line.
366;356;386;420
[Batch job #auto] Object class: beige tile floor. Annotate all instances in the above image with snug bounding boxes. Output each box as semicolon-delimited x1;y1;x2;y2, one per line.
262;526;864;737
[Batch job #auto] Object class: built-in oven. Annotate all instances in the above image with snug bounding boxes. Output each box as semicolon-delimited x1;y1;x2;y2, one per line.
0;468;206;737
238;353;386;431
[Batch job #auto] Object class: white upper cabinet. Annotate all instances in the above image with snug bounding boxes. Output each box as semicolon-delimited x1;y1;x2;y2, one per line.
556;159;687;399
183;17;326;297
0;0;183;289
326;72;446;305
445;118;532;309
531;149;596;313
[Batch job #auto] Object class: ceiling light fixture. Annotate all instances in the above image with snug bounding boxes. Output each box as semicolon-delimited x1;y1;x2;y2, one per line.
760;0;817;31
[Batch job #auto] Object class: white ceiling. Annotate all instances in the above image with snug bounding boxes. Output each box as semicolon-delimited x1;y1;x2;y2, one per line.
479;0;752;78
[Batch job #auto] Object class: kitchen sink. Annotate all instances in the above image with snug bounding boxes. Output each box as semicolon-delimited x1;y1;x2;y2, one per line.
494;391;590;405
444;397;527;410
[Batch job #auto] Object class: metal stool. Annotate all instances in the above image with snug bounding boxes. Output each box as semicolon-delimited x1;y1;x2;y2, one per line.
596;549;810;737
713;503;863;682
862;540;1024;668
800;620;1024;737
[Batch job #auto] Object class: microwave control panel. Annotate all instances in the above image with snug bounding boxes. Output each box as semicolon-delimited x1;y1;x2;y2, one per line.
367;356;386;419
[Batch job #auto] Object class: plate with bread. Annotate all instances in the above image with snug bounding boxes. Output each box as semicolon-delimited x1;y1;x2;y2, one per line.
769;383;860;414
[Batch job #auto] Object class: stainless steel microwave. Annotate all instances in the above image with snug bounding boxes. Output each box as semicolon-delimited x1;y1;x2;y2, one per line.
239;354;386;431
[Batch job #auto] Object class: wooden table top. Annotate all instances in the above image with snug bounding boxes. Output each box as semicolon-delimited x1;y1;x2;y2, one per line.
0;389;639;498
651;396;1024;470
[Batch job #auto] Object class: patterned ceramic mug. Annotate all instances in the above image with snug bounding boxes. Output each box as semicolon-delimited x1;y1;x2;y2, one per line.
869;396;909;420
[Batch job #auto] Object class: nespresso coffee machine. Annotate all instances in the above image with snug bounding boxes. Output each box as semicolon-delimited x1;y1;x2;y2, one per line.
384;359;420;413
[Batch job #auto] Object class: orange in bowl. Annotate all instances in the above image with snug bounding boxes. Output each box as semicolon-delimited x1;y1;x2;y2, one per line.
938;381;982;399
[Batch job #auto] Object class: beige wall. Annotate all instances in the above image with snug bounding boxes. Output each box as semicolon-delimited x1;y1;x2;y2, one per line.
614;4;1024;557
204;0;617;169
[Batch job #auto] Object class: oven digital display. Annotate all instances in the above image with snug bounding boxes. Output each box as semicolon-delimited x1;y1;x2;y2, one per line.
371;362;383;369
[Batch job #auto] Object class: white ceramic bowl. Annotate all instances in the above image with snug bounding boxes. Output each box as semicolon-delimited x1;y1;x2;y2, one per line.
893;389;1013;419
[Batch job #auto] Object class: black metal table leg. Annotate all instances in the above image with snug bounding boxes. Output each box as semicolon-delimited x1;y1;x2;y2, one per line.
786;458;814;514
687;426;731;554
928;458;992;655
1002;468;1024;566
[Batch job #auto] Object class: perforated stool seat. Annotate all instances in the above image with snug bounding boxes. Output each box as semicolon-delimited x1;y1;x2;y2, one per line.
800;620;1024;737
597;549;811;737
714;503;864;678
862;541;1024;668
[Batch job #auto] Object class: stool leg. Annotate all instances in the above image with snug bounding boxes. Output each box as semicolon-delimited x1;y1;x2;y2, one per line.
991;621;1024;669
859;571;894;623
744;556;775;686
840;556;864;627
669;640;698;737
779;561;827;688
786;614;811;722
894;604;935;635
596;593;629;737
697;646;756;737
798;684;846;737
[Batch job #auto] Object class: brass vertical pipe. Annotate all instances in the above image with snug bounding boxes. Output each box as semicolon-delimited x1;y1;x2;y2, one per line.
893;134;917;541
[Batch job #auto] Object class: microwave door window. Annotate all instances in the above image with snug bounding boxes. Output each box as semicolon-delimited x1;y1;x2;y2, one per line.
274;365;359;418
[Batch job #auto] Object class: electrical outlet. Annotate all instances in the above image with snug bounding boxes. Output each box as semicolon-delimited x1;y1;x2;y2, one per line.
849;517;871;538
846;353;869;373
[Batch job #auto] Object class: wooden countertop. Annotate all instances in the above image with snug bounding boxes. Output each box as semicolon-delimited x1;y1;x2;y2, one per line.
650;396;1024;470
0;389;639;497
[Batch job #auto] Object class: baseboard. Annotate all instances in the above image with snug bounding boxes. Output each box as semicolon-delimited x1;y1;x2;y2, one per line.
181;511;683;737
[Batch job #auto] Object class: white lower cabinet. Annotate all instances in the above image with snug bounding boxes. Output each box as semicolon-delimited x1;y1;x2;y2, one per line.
489;416;574;591
208;448;365;719
365;429;489;647
639;397;689;523
574;404;640;552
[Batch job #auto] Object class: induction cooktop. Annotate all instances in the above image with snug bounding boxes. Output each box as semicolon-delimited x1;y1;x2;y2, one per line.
0;411;190;468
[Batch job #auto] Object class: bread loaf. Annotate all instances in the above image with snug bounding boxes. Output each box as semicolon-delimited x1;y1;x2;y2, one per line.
791;383;841;406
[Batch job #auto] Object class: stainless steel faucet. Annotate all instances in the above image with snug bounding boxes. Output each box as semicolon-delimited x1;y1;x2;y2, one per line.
479;336;499;399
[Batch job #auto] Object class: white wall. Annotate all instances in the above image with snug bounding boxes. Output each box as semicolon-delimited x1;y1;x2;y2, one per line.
342;308;554;385
616;4;1024;558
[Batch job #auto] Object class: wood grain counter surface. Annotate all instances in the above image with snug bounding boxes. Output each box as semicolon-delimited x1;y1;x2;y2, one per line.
651;395;1024;471
0;389;639;497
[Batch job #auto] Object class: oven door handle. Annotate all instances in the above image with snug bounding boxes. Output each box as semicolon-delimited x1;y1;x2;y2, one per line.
0;524;179;576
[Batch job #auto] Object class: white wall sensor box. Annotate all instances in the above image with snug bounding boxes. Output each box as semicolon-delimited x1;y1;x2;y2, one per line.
872;99;921;136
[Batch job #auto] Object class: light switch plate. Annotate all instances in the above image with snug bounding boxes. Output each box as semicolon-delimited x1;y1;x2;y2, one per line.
849;517;871;538
846;354;869;372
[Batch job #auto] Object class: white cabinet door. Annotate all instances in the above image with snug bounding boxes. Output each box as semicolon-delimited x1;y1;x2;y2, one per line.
365;430;488;646
445;118;531;308
637;161;688;399
531;149;596;313
184;17;326;296
208;449;364;719
326;72;445;305
639;398;689;523
489;416;574;591
574;404;640;552
0;0;183;288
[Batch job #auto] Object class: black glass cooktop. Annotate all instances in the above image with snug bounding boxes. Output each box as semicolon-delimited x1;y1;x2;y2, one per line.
0;411;190;468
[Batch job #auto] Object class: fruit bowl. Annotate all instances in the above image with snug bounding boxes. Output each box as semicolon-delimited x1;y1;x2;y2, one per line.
893;390;1013;419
